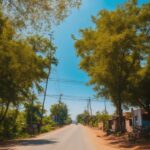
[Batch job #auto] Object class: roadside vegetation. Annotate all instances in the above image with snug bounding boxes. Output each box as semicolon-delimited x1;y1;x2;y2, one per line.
50;101;72;126
0;98;71;140
77;111;111;130
0;0;80;141
74;0;150;132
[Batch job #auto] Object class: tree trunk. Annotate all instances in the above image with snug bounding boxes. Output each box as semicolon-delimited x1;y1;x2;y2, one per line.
0;101;4;119
40;54;52;127
0;101;10;124
117;94;124;133
12;105;19;132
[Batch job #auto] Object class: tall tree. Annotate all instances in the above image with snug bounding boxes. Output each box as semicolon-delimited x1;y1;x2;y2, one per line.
74;0;150;131
1;0;81;33
0;10;56;123
50;101;69;125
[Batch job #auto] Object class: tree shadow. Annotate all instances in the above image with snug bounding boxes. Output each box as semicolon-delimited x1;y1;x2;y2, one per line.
134;143;150;150
17;139;58;146
0;149;12;150
0;147;14;150
109;138;136;148
0;139;58;149
104;135;150;149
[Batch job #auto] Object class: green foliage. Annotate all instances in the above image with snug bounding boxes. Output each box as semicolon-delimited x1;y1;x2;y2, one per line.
0;8;57;124
0;108;25;140
77;111;90;125
96;111;111;122
88;115;98;127
77;111;111;128
96;111;112;130
50;101;71;126
0;103;58;139
41;125;52;133
0;0;81;141
24;101;42;128
74;0;150;115
128;59;150;112
0;10;57;138
1;0;81;33
65;116;72;125
40;116;56;133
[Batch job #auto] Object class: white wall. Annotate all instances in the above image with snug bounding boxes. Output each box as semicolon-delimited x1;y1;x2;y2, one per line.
133;109;142;127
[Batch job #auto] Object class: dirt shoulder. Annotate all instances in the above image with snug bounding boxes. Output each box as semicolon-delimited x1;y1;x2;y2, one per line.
85;126;150;150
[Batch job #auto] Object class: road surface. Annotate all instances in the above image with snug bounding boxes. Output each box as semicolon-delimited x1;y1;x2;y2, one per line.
13;124;98;150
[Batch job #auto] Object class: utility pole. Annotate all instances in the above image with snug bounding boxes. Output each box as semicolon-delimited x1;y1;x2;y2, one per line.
58;94;63;102
40;33;53;127
89;98;92;116
87;99;89;114
87;98;92;116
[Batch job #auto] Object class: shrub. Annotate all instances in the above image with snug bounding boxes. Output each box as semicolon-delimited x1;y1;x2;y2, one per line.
41;125;52;133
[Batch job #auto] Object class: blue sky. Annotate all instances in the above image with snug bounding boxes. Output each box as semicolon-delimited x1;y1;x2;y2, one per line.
39;0;149;120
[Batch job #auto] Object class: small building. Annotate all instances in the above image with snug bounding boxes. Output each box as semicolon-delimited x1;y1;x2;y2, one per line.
132;108;150;128
107;109;150;133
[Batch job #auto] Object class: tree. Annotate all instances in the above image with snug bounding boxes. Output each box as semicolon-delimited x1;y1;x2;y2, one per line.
0;10;56;123
1;0;81;33
74;0;150;132
96;111;111;130
77;111;90;125
0;108;21;139
50;101;70;126
0;0;82;139
24;101;43;133
77;110;111;128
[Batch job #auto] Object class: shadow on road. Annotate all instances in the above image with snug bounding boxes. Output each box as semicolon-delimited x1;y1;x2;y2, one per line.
0;149;14;150
0;139;58;150
17;139;58;146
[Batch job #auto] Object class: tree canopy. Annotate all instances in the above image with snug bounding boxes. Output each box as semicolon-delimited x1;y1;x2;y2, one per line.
50;101;71;125
74;0;150;131
0;0;80;139
1;0;81;33
0;10;56;123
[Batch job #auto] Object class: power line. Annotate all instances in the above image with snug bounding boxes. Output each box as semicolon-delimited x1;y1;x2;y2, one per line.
49;78;88;85
38;94;107;102
45;94;90;99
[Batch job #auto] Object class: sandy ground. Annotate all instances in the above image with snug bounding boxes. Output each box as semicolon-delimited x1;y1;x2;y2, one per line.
85;126;150;150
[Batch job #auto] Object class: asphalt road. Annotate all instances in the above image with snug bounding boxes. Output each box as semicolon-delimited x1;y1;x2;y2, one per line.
14;124;98;150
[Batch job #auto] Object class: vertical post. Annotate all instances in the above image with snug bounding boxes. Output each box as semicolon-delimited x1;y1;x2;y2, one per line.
40;56;51;126
117;95;123;132
89;98;92;116
40;33;53;127
87;99;89;114
58;94;63;102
